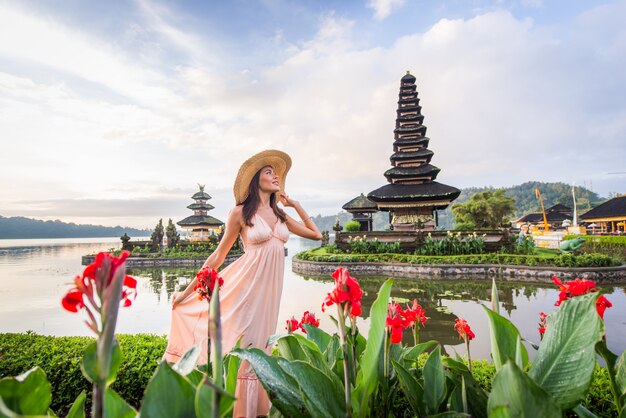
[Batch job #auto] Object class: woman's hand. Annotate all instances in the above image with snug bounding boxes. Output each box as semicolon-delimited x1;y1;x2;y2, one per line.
279;192;299;208
171;292;184;309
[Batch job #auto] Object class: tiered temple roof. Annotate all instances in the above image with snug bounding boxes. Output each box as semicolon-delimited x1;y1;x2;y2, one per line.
367;72;460;229
178;185;223;235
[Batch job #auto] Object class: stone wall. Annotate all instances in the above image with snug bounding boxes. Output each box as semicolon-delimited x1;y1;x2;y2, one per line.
82;253;242;268
292;258;626;284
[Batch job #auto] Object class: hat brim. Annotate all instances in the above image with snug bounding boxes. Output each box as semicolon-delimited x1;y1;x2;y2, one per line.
233;150;292;204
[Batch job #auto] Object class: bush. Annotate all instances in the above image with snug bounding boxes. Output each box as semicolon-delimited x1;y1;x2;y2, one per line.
0;331;615;417
0;333;167;416
344;221;362;232
295;249;622;267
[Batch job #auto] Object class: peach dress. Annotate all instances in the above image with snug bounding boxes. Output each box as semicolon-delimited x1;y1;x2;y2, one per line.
163;213;289;417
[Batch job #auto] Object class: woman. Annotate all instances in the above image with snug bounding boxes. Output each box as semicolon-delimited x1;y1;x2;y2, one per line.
163;150;322;417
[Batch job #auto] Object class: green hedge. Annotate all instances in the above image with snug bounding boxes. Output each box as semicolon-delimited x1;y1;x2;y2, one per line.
0;333;167;416
296;250;622;267
0;333;615;417
563;235;626;260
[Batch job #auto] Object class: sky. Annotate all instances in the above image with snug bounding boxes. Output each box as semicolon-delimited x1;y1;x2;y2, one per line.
0;0;625;229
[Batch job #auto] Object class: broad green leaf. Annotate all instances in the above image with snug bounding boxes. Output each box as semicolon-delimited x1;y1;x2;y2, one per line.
194;381;214;418
443;357;469;374
194;376;237;418
277;334;329;374
279;360;346;418
65;392;86;418
423;345;446;415
351;278;393;417
104;389;136;418
620;404;626;418
485;405;510;418
172;342;202;376
324;336;340;373
231;348;307;417
140;362;196;418
223;354;241;416
443;359;488;418
488;361;560;417
186;369;205;386
482;305;528;371
391;359;424;415
514;334;524;370
303;324;332;353
572;403;599;417
428;413;471;417
81;340;122;385
0;398;19;418
616;351;626;397
0;367;51;415
530;293;604;409
402;341;438;367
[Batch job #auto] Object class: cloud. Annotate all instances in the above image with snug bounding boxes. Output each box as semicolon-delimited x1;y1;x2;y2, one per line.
367;0;407;20
1;1;625;228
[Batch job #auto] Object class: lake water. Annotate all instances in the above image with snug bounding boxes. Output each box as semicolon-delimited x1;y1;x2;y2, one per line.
1;237;625;360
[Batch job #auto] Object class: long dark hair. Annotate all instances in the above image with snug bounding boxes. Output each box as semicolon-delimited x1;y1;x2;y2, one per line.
240;168;287;227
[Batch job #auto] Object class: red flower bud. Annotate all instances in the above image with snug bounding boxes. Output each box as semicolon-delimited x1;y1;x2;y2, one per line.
322;268;363;318
300;311;320;333
286;317;299;333
454;317;475;341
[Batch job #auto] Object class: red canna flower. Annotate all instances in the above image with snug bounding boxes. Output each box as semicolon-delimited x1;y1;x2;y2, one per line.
454;318;475;341
403;299;428;328
286;317;299;333
322;267;363;317
194;267;224;301
538;311;548;338
551;276;612;319
61;251;136;335
300;311;320;333
121;275;138;307
386;302;409;344
62;251;136;314
596;295;613;319
62;289;85;313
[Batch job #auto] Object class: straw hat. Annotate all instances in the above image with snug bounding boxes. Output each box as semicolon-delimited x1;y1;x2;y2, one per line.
233;150;292;204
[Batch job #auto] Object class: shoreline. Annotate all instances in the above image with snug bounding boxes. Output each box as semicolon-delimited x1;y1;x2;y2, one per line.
292;258;626;283
81;253;243;268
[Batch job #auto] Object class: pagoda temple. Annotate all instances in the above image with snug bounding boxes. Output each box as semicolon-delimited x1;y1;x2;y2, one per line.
178;185;224;241
342;193;378;231
367;72;460;231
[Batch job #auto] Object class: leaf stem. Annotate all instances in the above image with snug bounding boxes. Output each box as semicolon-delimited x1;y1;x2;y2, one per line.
337;304;352;418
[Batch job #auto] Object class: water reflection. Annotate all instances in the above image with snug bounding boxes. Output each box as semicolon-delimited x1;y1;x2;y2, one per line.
127;267;197;302
1;237;625;361
300;275;545;348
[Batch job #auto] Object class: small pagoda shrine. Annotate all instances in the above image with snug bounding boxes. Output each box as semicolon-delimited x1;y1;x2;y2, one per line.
178;184;224;241
368;72;460;231
342;193;378;231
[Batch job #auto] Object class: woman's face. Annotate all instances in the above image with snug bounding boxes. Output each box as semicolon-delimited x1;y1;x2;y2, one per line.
258;165;280;194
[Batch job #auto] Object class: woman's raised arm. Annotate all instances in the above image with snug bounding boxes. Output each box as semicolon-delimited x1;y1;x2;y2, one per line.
279;192;322;241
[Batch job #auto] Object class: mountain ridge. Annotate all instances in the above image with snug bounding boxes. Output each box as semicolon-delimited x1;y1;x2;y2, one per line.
0;215;150;239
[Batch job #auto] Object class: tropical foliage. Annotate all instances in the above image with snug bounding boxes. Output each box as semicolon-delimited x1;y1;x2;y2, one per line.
2;255;625;418
297;247;621;267
451;189;517;230
417;231;486;255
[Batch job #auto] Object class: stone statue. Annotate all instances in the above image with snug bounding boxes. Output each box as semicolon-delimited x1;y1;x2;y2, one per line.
560;237;585;253
321;231;330;247
333;219;342;233
120;233;131;251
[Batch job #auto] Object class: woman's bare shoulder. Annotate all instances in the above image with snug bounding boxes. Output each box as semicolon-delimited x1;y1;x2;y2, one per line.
228;205;245;224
